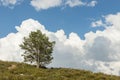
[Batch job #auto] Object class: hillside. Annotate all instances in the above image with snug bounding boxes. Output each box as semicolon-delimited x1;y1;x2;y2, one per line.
0;60;120;80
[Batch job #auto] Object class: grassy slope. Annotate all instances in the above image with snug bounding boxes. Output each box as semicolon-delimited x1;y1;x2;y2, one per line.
0;60;120;80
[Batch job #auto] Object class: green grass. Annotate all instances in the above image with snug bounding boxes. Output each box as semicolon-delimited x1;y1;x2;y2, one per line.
0;60;120;80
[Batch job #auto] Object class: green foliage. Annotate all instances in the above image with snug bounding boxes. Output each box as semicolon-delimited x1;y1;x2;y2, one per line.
20;30;55;68
0;60;120;80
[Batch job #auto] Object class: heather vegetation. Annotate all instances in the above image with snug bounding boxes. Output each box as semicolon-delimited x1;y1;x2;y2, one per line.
0;60;120;80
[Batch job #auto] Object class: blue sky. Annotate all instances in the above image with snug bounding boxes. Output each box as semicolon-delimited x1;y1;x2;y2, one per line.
0;0;120;39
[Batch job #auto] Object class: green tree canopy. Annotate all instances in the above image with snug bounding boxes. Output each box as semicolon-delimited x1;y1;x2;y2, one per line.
20;30;55;68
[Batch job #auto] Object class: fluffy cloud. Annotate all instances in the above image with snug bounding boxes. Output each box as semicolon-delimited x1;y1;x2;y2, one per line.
91;20;104;27
83;12;120;75
30;0;97;11
30;0;62;11
0;0;97;10
65;0;86;7
86;1;97;7
0;0;23;8
66;0;97;7
1;12;120;75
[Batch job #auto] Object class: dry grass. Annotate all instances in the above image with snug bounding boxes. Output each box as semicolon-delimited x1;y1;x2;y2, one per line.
0;60;120;80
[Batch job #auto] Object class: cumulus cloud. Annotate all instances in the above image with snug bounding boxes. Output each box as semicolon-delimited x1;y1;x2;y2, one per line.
30;0;62;11
86;1;97;7
0;0;23;8
65;0;97;7
30;0;97;11
0;0;97;9
65;0;86;7
91;20;104;27
1;12;120;75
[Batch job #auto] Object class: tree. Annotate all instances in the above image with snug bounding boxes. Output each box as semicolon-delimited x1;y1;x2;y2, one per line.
20;30;55;68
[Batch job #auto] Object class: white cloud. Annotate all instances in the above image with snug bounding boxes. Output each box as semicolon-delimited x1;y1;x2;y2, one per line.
87;1;97;7
30;0;97;11
65;0;97;7
30;0;62;11
91;20;104;27
1;12;120;76
65;0;86;7
0;0;23;8
0;0;97;9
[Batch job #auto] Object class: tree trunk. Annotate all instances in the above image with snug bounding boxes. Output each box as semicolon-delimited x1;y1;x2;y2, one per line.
37;48;40;68
37;62;40;68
